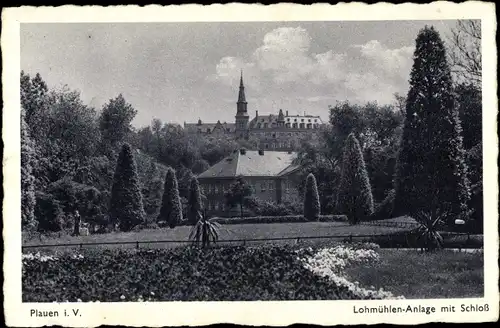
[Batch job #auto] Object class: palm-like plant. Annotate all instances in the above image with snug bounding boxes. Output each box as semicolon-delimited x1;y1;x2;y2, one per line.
413;209;446;252
189;210;222;249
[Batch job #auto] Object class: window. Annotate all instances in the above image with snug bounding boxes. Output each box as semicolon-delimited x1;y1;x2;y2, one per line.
301;119;304;122
285;181;289;191
215;185;219;194
215;202;219;210
285;123;290;128
264;123;268;128
265;143;269;149
261;183;266;192
257;123;261;128
269;182;274;191
299;123;305;129
272;133;276;138
292;123;298;128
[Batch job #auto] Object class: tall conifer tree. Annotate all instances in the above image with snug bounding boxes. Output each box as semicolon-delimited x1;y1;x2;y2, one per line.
158;168;183;228
394;26;470;222
336;133;374;224
109;143;145;231
304;173;321;221
187;176;203;224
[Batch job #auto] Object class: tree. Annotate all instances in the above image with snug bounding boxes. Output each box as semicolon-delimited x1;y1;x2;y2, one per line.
187;176;203;224
224;176;253;219
20;71;50;140
394;26;471;224
303;173;320;221
158;168;183;228
21;109;37;230
336;133;374;224
99;94;137;149
109;143;145;231
448;20;481;88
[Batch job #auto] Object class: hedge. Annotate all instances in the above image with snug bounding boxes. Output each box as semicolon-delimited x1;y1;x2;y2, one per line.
212;214;348;225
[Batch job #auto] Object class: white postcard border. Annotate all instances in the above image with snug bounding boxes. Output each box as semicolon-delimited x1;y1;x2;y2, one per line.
2;2;498;326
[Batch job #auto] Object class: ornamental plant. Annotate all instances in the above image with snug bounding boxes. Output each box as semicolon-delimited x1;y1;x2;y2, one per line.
158;168;183;228
109;143;145;231
303;173;321;221
336;133;374;224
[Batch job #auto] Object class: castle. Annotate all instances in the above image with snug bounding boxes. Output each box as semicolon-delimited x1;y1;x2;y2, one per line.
183;71;325;151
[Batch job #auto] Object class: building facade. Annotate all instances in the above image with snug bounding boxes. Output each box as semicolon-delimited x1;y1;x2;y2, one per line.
197;149;302;216
183;71;326;151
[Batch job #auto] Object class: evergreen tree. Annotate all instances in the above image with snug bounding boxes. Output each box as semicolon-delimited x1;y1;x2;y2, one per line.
109;143;145;231
158;168;183;228
187;176;203;224
336;133;374;224
21;109;37;230
394;26;471;223
303;173;321;221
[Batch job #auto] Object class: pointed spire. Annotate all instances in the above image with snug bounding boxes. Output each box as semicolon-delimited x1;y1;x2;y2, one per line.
238;69;247;104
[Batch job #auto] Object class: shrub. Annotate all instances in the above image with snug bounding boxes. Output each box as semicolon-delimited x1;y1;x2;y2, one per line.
187;176;203;225
109;143;145;231
158;168;183;228
212;214;348;225
336;133;374;224
304;173;321;221
34;192;63;232
247;198;302;216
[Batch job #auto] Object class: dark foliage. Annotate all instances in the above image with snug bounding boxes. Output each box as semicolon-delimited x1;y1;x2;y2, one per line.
109;143;145;231
158;168;183;228
336;133;374;224
303;173;321;221
34;192;63;232
394;26;471;224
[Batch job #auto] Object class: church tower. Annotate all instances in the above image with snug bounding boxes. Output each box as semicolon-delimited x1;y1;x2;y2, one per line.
235;70;249;138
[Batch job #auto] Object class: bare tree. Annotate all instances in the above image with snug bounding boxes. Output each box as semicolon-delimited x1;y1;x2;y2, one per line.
448;20;482;88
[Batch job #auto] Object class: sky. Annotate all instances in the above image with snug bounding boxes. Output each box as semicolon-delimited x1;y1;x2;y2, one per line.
21;20;458;128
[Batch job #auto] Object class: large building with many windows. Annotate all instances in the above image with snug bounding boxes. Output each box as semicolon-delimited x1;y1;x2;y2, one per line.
197;149;302;216
183;71;326;151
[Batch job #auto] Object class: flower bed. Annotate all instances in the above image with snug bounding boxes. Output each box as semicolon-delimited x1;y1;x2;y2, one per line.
212;214;348;225
23;243;392;302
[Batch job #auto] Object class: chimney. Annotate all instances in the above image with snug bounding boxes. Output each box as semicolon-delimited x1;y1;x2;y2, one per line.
256;110;259;117
258;149;264;156
286;110;289;116
240;148;247;155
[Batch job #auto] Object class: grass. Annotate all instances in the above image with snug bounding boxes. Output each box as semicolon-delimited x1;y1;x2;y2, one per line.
22;220;413;251
343;249;484;299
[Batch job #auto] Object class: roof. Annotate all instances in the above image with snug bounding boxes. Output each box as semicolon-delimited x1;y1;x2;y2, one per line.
184;120;236;133
248;114;324;129
197;150;299;179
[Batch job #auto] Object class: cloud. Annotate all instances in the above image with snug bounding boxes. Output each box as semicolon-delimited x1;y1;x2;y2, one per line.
208;27;414;110
354;40;414;78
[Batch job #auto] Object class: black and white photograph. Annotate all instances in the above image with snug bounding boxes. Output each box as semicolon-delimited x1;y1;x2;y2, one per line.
3;2;498;326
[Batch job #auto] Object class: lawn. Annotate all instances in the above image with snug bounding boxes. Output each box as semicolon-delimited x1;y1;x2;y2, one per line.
343;249;484;299
22;220;413;251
